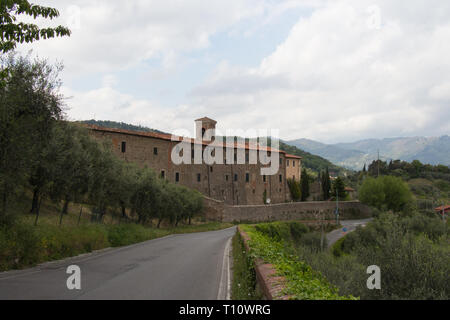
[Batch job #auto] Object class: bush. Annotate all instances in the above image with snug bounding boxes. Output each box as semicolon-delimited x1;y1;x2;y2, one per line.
107;223;157;247
297;232;326;252
359;176;413;212
334;212;449;299
254;221;309;243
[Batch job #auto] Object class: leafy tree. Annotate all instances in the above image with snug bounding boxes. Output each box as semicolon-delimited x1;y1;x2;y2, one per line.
332;177;347;200
359;177;385;210
382;175;413;212
287;178;301;202
0;54;63;219
321;167;331;200
359;176;413;212
300;169;310;201
0;1;71;54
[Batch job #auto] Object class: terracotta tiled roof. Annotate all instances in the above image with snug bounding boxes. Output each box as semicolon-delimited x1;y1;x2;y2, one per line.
285;153;302;159
435;205;450;212
195;117;217;123
85;124;285;154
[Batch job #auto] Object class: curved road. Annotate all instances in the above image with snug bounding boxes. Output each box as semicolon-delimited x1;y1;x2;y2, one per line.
0;227;236;300
326;219;372;248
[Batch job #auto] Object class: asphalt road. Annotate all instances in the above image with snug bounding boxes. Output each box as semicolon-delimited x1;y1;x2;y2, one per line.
0;227;236;300
326;219;373;248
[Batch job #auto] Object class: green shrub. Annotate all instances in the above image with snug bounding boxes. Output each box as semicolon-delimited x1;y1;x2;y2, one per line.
297;232;326;252
107;223;156;247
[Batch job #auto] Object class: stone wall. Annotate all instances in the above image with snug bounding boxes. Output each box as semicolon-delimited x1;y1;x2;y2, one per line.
204;198;372;223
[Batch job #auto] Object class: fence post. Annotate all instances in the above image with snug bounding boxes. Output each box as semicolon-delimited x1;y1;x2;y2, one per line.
77;207;83;226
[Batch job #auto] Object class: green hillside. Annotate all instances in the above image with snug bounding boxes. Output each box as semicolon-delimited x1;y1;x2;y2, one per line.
79;120;167;134
279;142;350;176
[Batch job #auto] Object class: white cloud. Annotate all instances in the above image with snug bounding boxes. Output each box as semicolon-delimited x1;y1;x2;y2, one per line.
190;0;450;142
18;0;267;76
62;86;200;134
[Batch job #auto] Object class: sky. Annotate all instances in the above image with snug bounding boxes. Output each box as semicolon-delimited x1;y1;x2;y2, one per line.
18;0;450;143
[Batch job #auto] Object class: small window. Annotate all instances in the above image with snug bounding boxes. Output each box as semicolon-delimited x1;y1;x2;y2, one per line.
197;173;201;182
293;161;296;167
246;173;250;183
210;166;213;173
234;174;238;182
175;172;180;183
226;175;229;182
161;170;165;179
191;148;195;159
154;147;158;155
121;141;126;153
287;160;290;167
263;175;266;183
279;174;283;183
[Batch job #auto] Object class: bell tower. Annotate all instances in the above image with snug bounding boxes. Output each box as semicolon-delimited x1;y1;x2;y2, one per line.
195;117;217;142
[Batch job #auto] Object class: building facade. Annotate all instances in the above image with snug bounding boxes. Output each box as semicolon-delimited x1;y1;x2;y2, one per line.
87;117;302;205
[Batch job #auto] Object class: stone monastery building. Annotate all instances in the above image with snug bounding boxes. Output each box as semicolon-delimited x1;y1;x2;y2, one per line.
88;117;302;205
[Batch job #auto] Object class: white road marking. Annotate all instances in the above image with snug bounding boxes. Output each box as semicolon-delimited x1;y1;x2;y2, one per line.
217;236;232;300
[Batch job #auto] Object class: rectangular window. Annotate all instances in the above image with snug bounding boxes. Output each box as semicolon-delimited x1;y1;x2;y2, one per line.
161;170;165;179
226;175;229;182
121;141;126;153
246;173;250;183
210;166;213;173
175;172;180;183
197;173;201;182
279;174;283;183
293;161;296;167
234;174;238;182
154;147;158;155
287;160;290;167
263;175;266;183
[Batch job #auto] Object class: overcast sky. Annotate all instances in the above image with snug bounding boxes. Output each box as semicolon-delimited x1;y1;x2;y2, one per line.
19;0;450;143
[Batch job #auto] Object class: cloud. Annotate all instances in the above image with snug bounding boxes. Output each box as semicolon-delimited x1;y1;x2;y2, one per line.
190;0;450;143
19;0;267;76
62;86;201;134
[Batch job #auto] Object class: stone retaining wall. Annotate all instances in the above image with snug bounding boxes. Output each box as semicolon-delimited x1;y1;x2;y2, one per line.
203;197;372;223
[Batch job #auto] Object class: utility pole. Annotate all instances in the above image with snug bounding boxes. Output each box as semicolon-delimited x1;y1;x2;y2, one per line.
335;187;339;225
320;210;324;251
377;149;380;178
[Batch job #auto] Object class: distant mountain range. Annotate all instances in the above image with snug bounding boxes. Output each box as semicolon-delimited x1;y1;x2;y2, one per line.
286;136;450;170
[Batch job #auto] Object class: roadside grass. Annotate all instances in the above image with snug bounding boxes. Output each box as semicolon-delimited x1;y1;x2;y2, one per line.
231;232;263;300
0;197;233;272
